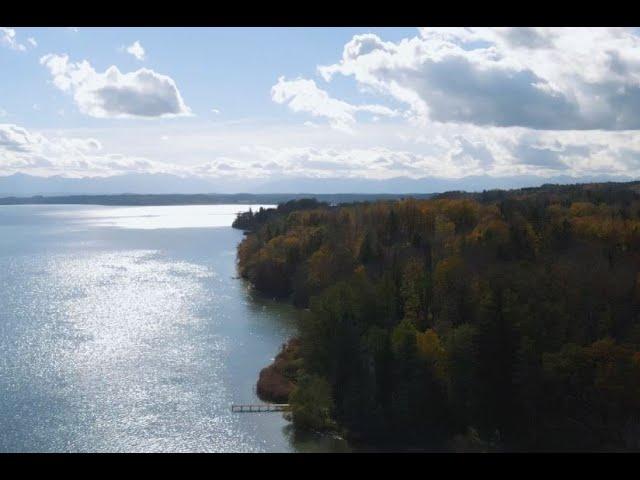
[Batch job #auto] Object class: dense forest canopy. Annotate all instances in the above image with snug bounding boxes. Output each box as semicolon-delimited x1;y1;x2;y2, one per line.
235;182;640;451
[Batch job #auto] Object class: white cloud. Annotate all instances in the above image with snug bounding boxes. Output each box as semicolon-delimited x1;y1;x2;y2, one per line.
39;54;191;119
319;28;640;130
236;129;640;180
243;146;448;179
5;120;640;182
11;28;640;185
27;37;37;48
271;76;399;132
1;27;26;51
125;41;145;61
211;108;220;114
0;123;179;177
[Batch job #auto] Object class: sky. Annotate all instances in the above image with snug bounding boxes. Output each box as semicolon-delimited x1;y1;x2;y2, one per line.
3;27;640;191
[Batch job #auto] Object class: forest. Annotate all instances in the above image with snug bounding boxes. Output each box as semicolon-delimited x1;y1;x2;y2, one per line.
233;182;640;451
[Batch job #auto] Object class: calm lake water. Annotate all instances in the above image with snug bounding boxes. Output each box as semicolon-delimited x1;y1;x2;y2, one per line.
0;204;349;452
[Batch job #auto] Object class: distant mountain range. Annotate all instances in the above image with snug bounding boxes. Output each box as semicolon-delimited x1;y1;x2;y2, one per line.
0;172;637;197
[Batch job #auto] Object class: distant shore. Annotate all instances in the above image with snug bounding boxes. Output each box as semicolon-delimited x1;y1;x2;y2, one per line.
0;193;435;207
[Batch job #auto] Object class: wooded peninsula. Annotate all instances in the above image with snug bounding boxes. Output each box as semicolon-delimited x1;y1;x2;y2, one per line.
234;182;640;451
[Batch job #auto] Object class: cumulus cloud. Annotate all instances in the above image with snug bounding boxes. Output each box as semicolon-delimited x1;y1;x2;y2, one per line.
318;28;640;130
39;54;191;119
287;147;443;178
271;76;399;132
452;136;495;169
242;123;640;180
125;41;145;61
180;126;630;181
205;145;438;179
6;120;640;181
0;124;36;152
0;123;179;177
513;143;568;171
1;27;28;51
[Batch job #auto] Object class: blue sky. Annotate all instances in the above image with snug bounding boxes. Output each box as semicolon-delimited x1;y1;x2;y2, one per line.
1;27;415;128
3;27;640;191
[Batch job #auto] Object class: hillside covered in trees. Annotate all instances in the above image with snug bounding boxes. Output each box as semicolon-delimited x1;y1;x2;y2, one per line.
234;182;640;451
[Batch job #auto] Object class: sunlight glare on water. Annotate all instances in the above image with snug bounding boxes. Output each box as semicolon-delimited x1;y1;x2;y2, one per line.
0;204;319;452
44;204;276;229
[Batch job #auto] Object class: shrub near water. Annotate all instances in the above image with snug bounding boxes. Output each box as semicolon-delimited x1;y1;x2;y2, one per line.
256;338;302;403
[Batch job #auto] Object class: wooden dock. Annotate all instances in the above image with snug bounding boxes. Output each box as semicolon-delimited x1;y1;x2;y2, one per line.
231;403;290;413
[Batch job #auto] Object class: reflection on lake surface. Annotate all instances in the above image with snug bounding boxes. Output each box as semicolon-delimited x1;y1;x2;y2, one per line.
0;204;349;452
44;204;276;229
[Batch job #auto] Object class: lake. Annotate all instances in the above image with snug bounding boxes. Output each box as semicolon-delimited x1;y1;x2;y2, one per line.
0;204;349;452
